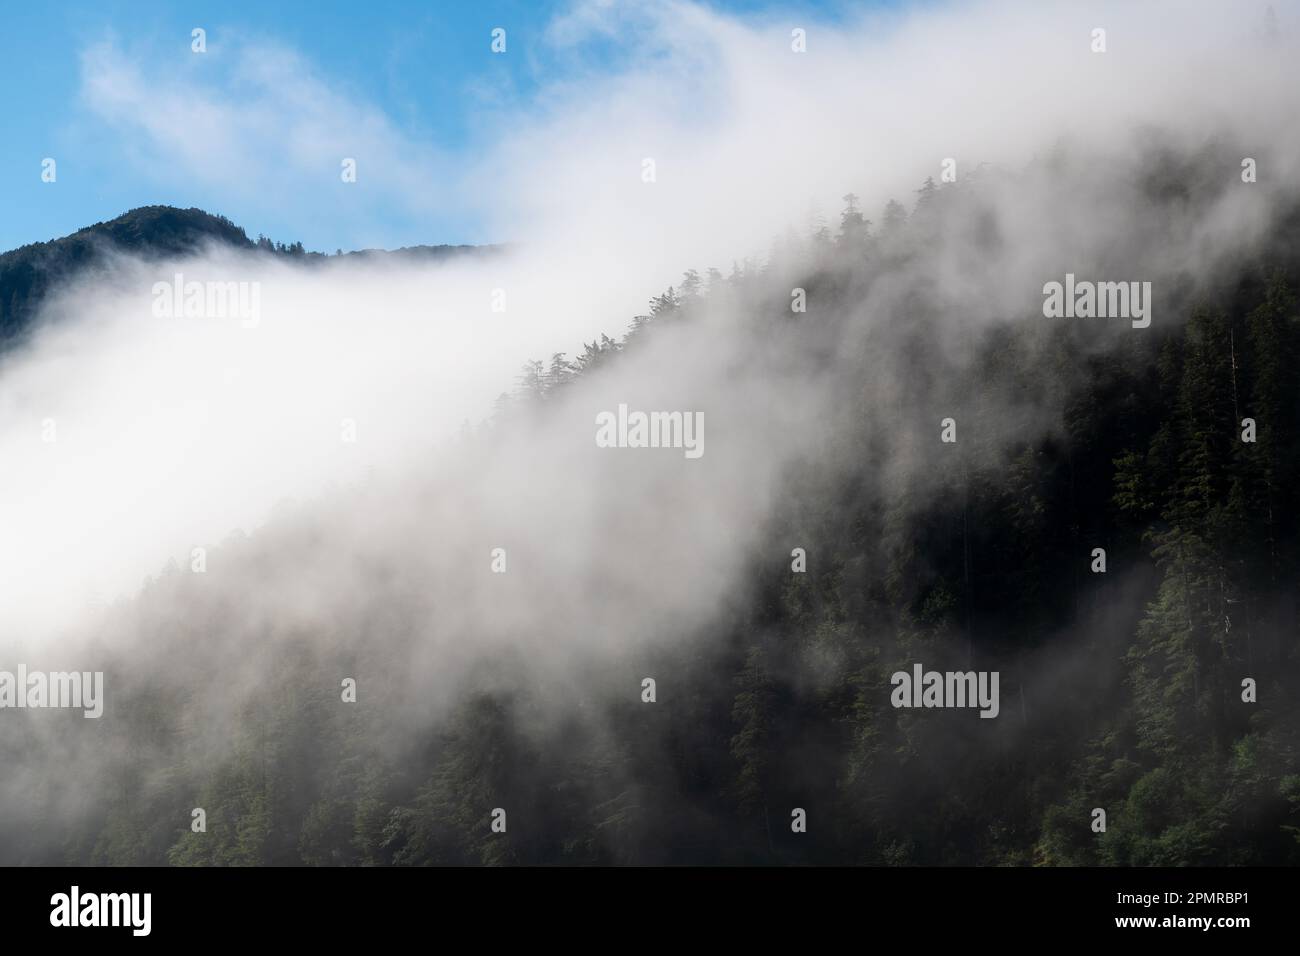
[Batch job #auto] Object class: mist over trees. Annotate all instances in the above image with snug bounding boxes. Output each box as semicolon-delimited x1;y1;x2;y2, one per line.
2;134;1298;865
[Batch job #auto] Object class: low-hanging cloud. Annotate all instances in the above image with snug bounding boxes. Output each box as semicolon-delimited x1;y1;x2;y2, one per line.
2;0;1298;861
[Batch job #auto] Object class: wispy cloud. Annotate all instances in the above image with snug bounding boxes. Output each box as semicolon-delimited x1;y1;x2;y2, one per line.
78;35;460;242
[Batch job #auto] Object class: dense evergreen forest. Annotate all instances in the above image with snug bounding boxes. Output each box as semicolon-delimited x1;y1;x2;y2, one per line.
3;147;1299;866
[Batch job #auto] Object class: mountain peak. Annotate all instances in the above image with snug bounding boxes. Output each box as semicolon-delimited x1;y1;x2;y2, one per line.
0;206;489;348
0;206;255;345
64;205;254;255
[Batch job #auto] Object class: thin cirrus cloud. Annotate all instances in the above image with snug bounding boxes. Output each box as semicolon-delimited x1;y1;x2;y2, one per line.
77;36;461;245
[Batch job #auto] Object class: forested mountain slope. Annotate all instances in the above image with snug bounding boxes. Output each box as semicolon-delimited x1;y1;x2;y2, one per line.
3;149;1298;867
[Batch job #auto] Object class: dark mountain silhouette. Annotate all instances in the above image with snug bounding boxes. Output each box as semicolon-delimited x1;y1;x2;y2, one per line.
0;205;489;347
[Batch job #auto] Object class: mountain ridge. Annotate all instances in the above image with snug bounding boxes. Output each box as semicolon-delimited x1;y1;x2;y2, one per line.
0;205;491;346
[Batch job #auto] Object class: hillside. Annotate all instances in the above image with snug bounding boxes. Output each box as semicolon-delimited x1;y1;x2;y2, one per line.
2;147;1299;866
0;207;251;344
0;206;489;346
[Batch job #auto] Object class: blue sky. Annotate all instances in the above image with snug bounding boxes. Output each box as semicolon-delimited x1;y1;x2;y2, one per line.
0;0;897;254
